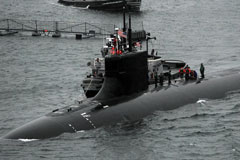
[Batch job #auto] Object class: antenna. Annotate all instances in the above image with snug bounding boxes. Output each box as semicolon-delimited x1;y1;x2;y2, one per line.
123;0;126;32
128;14;132;52
123;0;127;49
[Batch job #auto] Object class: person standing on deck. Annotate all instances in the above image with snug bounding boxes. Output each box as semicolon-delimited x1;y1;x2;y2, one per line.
200;63;205;78
179;67;184;79
95;58;101;76
154;69;158;88
168;69;171;85
158;63;164;86
185;65;191;81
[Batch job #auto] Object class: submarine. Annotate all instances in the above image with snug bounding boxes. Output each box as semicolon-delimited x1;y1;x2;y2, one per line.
3;15;240;140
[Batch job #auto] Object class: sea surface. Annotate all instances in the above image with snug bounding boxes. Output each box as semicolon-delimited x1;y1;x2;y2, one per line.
1;0;240;159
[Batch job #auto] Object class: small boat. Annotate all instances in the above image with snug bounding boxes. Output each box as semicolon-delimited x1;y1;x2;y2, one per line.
58;0;142;12
0;30;18;36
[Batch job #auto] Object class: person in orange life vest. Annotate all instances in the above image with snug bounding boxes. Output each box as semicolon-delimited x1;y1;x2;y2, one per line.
117;50;122;55
111;47;116;55
179;67;184;79
185;65;191;81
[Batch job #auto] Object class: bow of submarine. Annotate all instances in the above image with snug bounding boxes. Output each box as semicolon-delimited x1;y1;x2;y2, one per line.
3;109;96;139
3;116;65;139
3;50;149;140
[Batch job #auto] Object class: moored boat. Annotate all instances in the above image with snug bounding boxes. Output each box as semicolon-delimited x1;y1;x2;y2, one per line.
58;0;142;12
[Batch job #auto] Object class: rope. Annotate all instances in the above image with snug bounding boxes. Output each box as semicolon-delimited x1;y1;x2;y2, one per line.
84;76;94;98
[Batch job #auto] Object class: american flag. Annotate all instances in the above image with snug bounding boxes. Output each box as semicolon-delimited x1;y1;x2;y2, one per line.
135;42;141;47
118;30;127;38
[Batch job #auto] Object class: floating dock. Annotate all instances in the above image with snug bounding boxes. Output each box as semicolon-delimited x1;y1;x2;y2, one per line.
0;19;116;39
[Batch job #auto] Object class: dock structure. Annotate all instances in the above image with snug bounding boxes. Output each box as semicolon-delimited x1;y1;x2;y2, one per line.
0;19;115;39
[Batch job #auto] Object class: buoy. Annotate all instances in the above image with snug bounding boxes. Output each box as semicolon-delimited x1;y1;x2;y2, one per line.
76;34;82;40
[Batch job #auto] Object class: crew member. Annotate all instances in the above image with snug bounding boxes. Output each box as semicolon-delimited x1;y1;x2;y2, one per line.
154;69;158;88
159;73;164;86
95;58;101;76
200;63;205;78
151;49;155;57
193;70;198;79
190;70;197;80
185;65;191;81
179;67;184;79
159;64;164;86
168;69;171;85
111;47;116;55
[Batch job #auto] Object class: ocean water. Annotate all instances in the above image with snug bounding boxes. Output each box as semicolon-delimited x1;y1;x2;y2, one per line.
1;0;240;159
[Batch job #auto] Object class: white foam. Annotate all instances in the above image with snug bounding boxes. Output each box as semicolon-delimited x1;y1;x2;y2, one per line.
103;105;109;109
18;139;38;142
197;99;207;104
81;112;86;116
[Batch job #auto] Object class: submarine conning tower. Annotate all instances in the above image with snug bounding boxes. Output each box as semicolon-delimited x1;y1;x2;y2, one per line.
94;12;148;101
94;51;148;101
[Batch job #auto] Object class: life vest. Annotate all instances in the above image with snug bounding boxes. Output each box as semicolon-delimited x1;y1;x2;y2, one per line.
179;68;184;73
117;50;122;55
186;68;191;74
111;47;115;55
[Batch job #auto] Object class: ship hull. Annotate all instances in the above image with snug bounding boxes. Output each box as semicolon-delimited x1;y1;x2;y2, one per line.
58;0;141;12
3;73;240;139
3;50;240;140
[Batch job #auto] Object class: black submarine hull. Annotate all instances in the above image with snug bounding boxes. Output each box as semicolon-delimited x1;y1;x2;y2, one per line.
3;72;240;139
3;51;240;139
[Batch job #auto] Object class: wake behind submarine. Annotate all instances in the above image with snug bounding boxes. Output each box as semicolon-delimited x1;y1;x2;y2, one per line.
3;16;240;140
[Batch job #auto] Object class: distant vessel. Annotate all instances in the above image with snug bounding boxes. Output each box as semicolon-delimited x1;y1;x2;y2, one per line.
58;0;142;12
0;30;18;36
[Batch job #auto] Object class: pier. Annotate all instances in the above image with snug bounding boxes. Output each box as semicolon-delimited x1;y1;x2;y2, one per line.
0;19;115;39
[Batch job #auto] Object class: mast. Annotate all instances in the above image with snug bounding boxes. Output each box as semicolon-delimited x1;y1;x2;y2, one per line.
123;0;127;49
128;13;132;52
